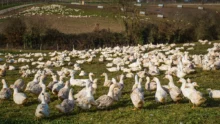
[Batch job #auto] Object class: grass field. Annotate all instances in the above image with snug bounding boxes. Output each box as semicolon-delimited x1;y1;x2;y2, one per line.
0;40;220;123
0;3;125;34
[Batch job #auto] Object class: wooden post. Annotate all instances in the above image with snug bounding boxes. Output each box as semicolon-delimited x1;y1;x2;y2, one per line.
82;0;84;5
40;44;42;51
57;43;59;50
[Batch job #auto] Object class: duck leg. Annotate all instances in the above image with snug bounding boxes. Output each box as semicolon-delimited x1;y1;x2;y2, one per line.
192;104;195;109
132;107;137;111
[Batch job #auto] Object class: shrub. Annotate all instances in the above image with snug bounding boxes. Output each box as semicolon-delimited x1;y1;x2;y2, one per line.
3;18;26;47
0;34;6;47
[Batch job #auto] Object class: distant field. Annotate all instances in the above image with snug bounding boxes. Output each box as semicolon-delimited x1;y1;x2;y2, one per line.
0;3;219;34
0;3;125;34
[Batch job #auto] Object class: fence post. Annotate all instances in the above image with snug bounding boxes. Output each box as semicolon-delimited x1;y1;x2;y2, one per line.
40;44;42;51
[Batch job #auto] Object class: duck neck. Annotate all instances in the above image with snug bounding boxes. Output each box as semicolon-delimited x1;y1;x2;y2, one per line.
92;83;97;89
71;74;74;79
146;77;150;84
41;95;46;104
181;80;187;89
138;81;142;90
41;85;46;93
64;81;69;88
86;87;92;97
39;78;44;85
89;74;93;81
104;74;108;82
13;88;18;94
168;76;175;87
33;75;39;82
155;79;162;90
119;75;124;84
135;75;138;84
2;82;8;89
68;90;73;101
117;64;120;70
107;87;114;98
59;77;64;84
53;76;58;82
112;78;117;84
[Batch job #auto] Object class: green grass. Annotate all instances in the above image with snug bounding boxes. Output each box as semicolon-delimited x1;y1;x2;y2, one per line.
0;41;220;123
0;3;24;10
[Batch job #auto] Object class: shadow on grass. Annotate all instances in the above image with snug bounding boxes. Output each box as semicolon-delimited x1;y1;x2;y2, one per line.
77;99;131;114
144;102;161;110
204;98;220;108
47;111;77;121
50;96;59;102
25;99;39;106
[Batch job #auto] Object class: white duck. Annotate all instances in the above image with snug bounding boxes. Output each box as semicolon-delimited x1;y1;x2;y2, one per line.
27;75;45;95
188;90;206;108
0;79;12;100
35;93;50;118
58;81;70;100
38;83;50;103
153;77;168;103
176;62;186;78
79;70;87;76
25;74;40;91
47;74;58;91
164;75;182;102
56;89;74;113
11;85;27;105
91;78;98;95
186;78;199;89
130;76;144;110
70;72;94;87
76;80;97;109
132;75;139;91
74;79;98;100
13;79;25;92
207;88;220;99
179;78;206;108
145;76;157;92
101;73;112;87
126;72;134;78
148;66;160;76
107;64;120;72
111;78;122;101
179;78;195;99
118;74;124;89
95;84;115;109
128;58;141;68
137;69;146;78
52;75;65;95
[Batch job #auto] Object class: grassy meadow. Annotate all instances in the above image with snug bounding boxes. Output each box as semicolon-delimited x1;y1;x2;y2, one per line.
0;2;220;124
0;40;220;123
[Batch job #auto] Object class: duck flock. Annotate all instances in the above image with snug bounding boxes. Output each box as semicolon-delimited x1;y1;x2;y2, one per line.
0;40;220;118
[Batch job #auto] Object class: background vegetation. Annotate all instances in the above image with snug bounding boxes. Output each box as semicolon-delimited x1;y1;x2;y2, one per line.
1;8;220;50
